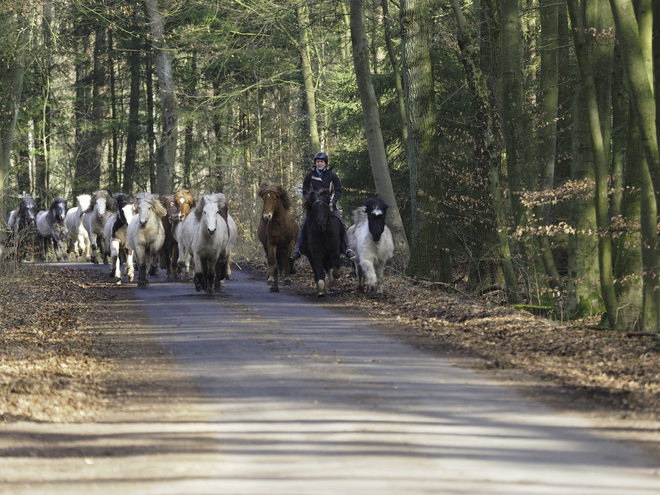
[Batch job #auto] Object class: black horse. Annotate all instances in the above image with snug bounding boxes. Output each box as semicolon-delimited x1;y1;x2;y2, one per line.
6;197;37;260
302;187;342;297
36;198;68;261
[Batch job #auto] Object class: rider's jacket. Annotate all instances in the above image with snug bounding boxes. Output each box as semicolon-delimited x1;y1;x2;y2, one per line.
302;167;342;206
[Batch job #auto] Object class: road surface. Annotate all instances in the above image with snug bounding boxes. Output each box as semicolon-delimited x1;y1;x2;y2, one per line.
2;265;660;494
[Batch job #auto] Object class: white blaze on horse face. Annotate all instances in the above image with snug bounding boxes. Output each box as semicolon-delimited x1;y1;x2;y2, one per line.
96;198;107;217
122;204;135;225
372;209;383;217
204;201;219;235
138;201;152;227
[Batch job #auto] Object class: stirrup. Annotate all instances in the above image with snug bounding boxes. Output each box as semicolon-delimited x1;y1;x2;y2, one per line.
289;249;301;260
345;248;356;260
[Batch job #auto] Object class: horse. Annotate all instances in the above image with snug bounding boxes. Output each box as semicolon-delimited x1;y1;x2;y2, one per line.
158;195;177;281
181;193;229;295
257;181;299;292
127;193;167;288
302;187;342;298
65;194;92;260
104;194;136;284
171;188;196;280
36;198;69;261
214;212;238;291
347;198;394;297
6;196;36;260
83;190;116;265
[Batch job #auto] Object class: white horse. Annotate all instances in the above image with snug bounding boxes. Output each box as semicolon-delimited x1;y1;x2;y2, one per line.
127;192;166;288
181;193;229;295
83;190;115;265
347;198;394;297
104;194;136;284
65;194;91;260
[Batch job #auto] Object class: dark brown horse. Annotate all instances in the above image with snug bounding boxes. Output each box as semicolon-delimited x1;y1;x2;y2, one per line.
257;182;299;292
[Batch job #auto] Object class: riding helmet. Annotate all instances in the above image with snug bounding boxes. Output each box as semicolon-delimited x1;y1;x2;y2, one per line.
314;152;328;164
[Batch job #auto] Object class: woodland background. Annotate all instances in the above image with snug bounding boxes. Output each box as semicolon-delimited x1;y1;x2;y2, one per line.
0;0;659;333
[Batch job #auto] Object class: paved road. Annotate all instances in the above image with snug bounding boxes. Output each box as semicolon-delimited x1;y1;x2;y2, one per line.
3;266;660;494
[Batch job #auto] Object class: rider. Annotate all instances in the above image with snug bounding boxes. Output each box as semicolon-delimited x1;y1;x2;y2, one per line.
290;152;356;260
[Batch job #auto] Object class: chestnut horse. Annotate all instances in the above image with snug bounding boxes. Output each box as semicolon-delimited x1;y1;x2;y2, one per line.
257;182;299;292
171;188;196;280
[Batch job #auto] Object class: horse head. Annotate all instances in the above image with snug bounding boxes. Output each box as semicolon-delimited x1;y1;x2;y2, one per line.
19;197;36;227
135;193;165;228
114;194;135;226
310;189;332;232
76;194;92;213
51;198;68;223
258;182;291;222
173;189;195;222
364;198;388;242
195;194;222;236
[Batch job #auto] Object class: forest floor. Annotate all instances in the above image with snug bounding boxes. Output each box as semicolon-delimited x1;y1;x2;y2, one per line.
1;258;660;425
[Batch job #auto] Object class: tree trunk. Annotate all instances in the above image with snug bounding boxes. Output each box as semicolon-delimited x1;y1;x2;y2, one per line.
145;38;156;193
382;0;408;149
448;0;522;303
297;3;320;159
108;28;118;190
608;0;660;201
90;25;107;190
350;0;410;266
123;33;141;194
73;34;93;197
567;0;620;330
146;0;177;195
537;0;562;291
401;0;451;282
183;50;197;189
0;13;29;225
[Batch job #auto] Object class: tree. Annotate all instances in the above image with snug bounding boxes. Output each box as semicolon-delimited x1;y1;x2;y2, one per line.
448;0;521;304
567;0;620;330
400;0;451;282
349;0;410;265
146;0;177;195
0;11;30;224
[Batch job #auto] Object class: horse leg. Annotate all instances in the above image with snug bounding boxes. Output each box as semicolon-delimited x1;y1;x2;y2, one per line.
374;259;386;296
193;256;205;292
101;238;109;265
267;244;279;291
109;239;120;282
126;249;135;282
90;233;99;265
311;256;326;298
53;233;67;261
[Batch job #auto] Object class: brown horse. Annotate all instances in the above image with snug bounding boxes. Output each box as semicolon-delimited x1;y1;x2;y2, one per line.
159;195;177;280
171;189;196;280
257;182;299;292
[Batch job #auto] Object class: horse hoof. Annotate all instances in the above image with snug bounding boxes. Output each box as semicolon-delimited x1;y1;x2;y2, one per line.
270;286;279;292
369;292;381;299
267;280;274;286
128;277;134;282
283;279;292;286
317;292;325;298
115;278;122;285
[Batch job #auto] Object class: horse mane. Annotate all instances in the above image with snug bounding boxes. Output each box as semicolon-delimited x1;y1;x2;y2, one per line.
87;190;115;213
18;197;35;214
352;205;368;226
135;192;167;218
114;193;134;211
304;188;330;213
161;195;175;211
76;194;92;211
193;193;227;222
50;197;67;212
258;182;292;211
174;188;195;208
